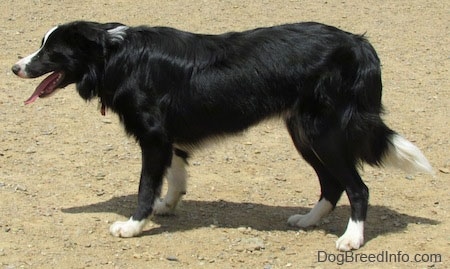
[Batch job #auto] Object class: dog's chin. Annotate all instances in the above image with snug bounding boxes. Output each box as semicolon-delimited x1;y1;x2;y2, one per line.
24;71;65;105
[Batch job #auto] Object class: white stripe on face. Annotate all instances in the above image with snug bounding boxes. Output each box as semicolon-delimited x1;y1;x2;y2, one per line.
14;26;59;77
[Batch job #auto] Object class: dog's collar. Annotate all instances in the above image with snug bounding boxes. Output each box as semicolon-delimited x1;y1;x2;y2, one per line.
99;99;106;116
101;103;106;116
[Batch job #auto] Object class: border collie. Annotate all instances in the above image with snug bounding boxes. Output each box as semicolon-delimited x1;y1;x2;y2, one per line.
12;21;433;251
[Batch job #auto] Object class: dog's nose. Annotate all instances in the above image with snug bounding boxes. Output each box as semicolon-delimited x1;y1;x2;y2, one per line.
11;64;21;76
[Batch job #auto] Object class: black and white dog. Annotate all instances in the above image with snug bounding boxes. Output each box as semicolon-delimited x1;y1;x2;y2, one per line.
12;21;433;251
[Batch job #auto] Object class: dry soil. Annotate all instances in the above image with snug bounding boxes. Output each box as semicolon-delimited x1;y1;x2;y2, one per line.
0;1;449;268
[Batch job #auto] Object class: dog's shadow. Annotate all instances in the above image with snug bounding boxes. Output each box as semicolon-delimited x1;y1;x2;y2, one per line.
62;195;439;241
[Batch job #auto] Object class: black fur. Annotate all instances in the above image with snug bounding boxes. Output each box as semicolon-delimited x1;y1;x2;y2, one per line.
13;21;398;235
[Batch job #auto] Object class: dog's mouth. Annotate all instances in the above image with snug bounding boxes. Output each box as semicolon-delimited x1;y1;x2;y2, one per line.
24;71;65;105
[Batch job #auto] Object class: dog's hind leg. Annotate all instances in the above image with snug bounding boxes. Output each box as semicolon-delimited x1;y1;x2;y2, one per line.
153;149;188;215
285;117;343;228
285;112;368;251
308;133;368;251
286;149;342;228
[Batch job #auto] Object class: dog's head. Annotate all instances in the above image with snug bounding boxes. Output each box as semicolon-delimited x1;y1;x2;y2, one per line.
12;21;128;104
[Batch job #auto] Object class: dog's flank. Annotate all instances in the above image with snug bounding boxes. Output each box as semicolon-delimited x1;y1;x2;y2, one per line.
12;21;432;251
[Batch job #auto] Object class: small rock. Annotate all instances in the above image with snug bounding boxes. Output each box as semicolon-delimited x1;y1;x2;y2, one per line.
96;190;105;196
25;147;36;154
438;167;449;174
237;227;247;233
166;256;179;262
242;237;265;251
103;145;114;152
95;173;106;180
14;185;27;192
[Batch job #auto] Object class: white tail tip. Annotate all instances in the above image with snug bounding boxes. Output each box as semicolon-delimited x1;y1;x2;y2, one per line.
383;134;434;175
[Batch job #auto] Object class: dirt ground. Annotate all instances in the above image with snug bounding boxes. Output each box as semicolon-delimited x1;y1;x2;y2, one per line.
0;0;448;268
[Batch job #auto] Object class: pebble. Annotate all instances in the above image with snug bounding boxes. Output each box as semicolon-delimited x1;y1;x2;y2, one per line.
438;167;449;174
25;147;36;154
237;227;248;233
166;256;179;262
14;185;27;192
241;237;265;251
95;173;106;180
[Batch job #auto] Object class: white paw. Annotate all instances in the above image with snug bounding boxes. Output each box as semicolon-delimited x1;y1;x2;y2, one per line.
287;214;318;228
288;199;333;228
109;217;146;237
153;199;177;215
336;219;364;251
336;234;364;251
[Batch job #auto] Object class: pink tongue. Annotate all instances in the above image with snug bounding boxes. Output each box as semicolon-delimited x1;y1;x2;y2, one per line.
24;72;61;105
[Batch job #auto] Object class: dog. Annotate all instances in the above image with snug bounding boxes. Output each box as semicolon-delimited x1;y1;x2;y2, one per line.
12;21;433;251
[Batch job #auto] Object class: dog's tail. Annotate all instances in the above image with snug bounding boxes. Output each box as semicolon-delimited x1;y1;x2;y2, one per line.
381;132;434;175
346;36;433;175
352;120;433;175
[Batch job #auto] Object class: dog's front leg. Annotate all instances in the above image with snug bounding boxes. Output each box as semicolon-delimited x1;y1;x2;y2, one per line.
110;132;172;237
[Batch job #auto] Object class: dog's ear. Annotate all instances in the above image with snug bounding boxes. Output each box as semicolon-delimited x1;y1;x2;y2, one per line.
67;22;127;100
69;21;127;58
